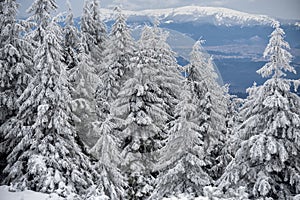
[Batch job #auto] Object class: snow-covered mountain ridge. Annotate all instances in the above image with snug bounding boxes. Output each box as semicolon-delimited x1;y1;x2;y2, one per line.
100;6;276;26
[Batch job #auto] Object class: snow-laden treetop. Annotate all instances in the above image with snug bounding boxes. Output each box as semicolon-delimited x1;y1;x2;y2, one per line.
99;6;276;26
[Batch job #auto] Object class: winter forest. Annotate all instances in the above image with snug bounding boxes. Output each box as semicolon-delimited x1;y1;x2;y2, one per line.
0;0;300;199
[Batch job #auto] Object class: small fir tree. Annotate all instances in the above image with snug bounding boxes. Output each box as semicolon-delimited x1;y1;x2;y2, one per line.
88;116;127;199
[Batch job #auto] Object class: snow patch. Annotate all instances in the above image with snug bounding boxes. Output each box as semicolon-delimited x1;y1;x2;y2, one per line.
0;185;63;200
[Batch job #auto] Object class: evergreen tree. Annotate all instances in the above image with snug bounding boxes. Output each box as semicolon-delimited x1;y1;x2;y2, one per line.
143;21;183;117
112;25;176;199
63;0;80;70
69;37;99;148
210;86;245;181
185;41;227;180
217;22;300;199
95;7;136;122
0;0;33;125
1;17;96;198
81;0;107;64
69;0;107;146
0;0;33;181
88;116;127;199
26;0;57;46
150;80;213;199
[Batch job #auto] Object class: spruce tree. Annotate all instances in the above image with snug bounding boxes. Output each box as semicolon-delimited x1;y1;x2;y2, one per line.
95;7;136;122
63;0;80;70
26;0;57;46
185;41;227;180
1;15;96;198
69;37;100;148
0;0;33;125
112;25;176;199
142;21;183;117
0;0;33;181
218;22;300;199
150;80;213;199
87;116;127;199
81;0;107;64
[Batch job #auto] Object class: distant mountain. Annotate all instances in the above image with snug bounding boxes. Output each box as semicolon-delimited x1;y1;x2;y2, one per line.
100;6;275;26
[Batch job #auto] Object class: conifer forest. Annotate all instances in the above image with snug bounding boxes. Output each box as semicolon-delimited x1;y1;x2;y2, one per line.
0;0;300;199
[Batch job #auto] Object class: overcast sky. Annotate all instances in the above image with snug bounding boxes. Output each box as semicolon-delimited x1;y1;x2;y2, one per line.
17;0;300;20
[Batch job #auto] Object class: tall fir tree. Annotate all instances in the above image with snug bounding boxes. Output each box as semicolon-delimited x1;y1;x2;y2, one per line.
69;0;107;147
185;41;227;180
63;0;80;71
0;0;34;181
69;36;100;148
143;20;183;118
85;8;136;198
150;80;213;199
81;0;107;64
112;25;180;199
218;22;300;199
0;0;33;125
1;16;97;197
95;7;136;123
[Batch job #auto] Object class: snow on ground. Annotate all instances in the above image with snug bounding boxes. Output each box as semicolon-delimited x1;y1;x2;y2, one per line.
163;194;208;200
0;185;211;200
0;185;63;200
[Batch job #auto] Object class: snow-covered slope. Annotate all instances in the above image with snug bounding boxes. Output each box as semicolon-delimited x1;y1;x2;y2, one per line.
0;185;57;200
100;6;275;26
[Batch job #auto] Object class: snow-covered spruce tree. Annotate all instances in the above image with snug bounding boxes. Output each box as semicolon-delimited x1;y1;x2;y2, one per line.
63;0;80;70
217;22;300;199
84;9;135;198
112;25;180;199
0;0;33;180
87;116;126;199
212;86;245;180
95;7;136;122
69;36;100;148
223;87;245;154
185;41;227;180
26;0;57;47
150;80;213;199
143;20;183;117
0;0;33;125
81;0;107;64
1;18;96;197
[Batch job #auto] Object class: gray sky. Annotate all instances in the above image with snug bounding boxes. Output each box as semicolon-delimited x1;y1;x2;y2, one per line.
17;0;300;20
